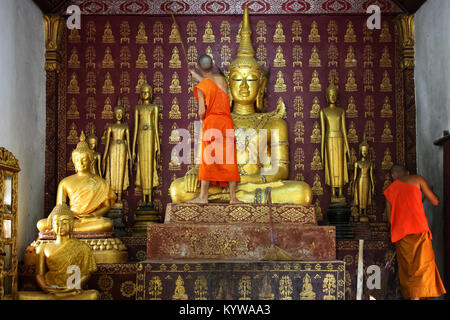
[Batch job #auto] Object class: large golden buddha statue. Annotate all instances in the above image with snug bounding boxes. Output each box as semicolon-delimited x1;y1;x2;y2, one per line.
170;7;312;205
19;205;99;300
37;132;116;233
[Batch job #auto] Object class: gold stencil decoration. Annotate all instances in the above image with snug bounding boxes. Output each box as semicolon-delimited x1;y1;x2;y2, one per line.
323;274;336;300
364;95;375;118
345;70;357;92
312;174;323;195
364;120;375;142
153;46;164;68
85;46;96;69
344;21;357;43
169;123;181;145
363;69;374;92
310;121;321;143
122;96;131;119
153;71;164;94
136;22;148;44
328;44;338;67
186;21;197;43
259;275;275;300
274;46;286;67
292;20;302;42
169;97;182;119
380;47;392;67
120;21;130;44
136;47;148;69
120;71;130;94
68;48;80;68
170;72;182;94
309;21;320;43
172;275;188;300
86;21;96;43
188;97;198;119
153;96;163;119
187;73;195;93
85;97;96;119
68;73;80;94
309;46;321;67
238;276;252;300
102;72;114;94
311;148;323;171
300;274;316;300
293;96;304;118
67;122;79;144
236;21;243;43
292;45;303;67
347;121;358;143
295;173;305;181
310;97;321;118
68;28;81;43
102;47;114;68
294;147;305;170
220;45;231;68
274;71;287;92
67;97;80;119
381;96;393;118
293;70;304;92
169;150;181;171
203;21;215;43
101;97;113;120
120;46;131;68
102;21;115;43
256;20;267;43
327;20;338;43
328;70;339;88
363;24;373;42
256;45;267;67
344;46;357;67
294;121;305;143
381;121;394;143
135;72;147;93
309;70;322;92
380;21;392;43
314;199;323;222
346;96;358;118
194;276;208;300
380;71;393;92
169;47;182;68
153;21;164;43
187;45;198;68
220;21;231;43
273;21;285;43
382;148;394;170
169;22;182;44
279;275;293;300
363;45;374;68
86;71;96;94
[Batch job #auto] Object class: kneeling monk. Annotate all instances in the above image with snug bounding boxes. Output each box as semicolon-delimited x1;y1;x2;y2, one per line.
384;164;446;300
188;54;241;204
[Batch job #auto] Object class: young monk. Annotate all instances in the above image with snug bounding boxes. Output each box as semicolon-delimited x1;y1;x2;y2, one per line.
384;164;446;300
188;54;241;204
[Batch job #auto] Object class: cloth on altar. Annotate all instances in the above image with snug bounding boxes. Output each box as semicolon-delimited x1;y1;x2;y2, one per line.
194;78;240;187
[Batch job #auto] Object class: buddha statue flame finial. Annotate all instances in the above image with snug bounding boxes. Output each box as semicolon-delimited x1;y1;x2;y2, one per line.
74;131;93;158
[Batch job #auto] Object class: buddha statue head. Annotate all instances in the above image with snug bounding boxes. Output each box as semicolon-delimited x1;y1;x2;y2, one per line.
325;83;339;105
72;131;94;174
46;204;74;237
86;132;98;152
140;83;153;102
359;139;369;158
228;6;267;114
114;98;125;122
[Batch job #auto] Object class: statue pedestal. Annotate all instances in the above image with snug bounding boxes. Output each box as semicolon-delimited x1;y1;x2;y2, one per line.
132;203;161;237
326;202;354;240
354;220;371;240
107;207;128;238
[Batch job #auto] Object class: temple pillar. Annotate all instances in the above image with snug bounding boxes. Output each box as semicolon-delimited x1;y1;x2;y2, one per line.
395;14;416;173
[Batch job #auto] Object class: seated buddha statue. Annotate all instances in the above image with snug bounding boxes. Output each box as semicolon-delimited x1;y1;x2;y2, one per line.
37;132;116;233
169;7;312;205
19;204;99;300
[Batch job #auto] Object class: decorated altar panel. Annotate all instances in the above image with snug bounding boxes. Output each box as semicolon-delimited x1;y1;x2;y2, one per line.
58;14;400;226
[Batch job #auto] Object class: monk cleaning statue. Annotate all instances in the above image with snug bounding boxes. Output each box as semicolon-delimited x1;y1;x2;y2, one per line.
384;164;446;300
188;54;241;204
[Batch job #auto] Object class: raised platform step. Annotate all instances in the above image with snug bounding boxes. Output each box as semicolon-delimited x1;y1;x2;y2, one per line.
147;224;335;261
165;203;317;225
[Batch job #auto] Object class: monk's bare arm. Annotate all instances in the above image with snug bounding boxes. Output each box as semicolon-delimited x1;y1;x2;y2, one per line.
190;69;203;83
418;175;439;206
385;198;392;223
197;89;206;120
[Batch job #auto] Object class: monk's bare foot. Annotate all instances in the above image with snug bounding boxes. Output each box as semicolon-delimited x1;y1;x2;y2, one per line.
230;198;244;204
188;197;208;204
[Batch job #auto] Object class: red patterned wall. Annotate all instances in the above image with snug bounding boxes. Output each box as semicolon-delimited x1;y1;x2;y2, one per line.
60;15;400;227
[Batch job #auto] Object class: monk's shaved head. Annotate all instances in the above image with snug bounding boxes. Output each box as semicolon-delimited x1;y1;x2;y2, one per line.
198;54;213;72
391;164;409;180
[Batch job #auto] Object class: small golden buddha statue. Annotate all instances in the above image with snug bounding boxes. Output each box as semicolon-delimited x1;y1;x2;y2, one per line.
102;72;114;94
320;83;350;202
173;275;188;300
68;73;80;94
169;47;182;68
37;132;116;233
311;173;323;195
170;72;182;94
347;121;358;143
136;72;147;93
67;98;80;120
346;96;358;118
103;101;132;207
169;22;182;43
308;21;320;42
381;121;393;143
314;198;323;221
344;46;357;67
19;205;99;300
300;274;316;300
352;140;374;221
311;148;323;170
169;123;181;144
274;71;287;92
67;123;79;145
68;48;80;68
169;97;181;119
136;47;148;69
344;21;357;43
102;47;114;68
345;70;357;92
310;70;322;92
380;71;392;92
379;21;392;43
380;47;392;67
348;147;357;169
273;46;286;67
381;148;393;170
310;121;321;143
102;21;115;43
202;21;215;43
136;22;148;43
87;132;102;177
132;84;161;204
310;97;321;118
170;6;312;205
206;46;215;64
273;21;285;43
101;97;114;120
381;97;393;118
309;46;321;67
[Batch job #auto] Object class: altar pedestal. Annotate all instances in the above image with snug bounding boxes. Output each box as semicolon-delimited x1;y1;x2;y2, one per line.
326;203;354;239
132;203;161;237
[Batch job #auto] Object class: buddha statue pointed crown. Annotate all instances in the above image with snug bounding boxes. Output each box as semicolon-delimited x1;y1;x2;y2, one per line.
73;131;94;161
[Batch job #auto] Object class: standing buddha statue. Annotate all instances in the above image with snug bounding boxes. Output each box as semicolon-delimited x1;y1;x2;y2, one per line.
352;139;374;221
87;131;102;177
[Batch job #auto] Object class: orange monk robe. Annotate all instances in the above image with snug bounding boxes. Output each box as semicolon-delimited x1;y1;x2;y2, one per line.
384;180;446;298
194;78;240;187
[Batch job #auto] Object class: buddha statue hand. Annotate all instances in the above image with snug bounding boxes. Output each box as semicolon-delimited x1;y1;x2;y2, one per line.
184;166;200;193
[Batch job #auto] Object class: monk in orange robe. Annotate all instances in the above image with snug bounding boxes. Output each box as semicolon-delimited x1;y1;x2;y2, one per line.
384;164;446;300
188;54;241;204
